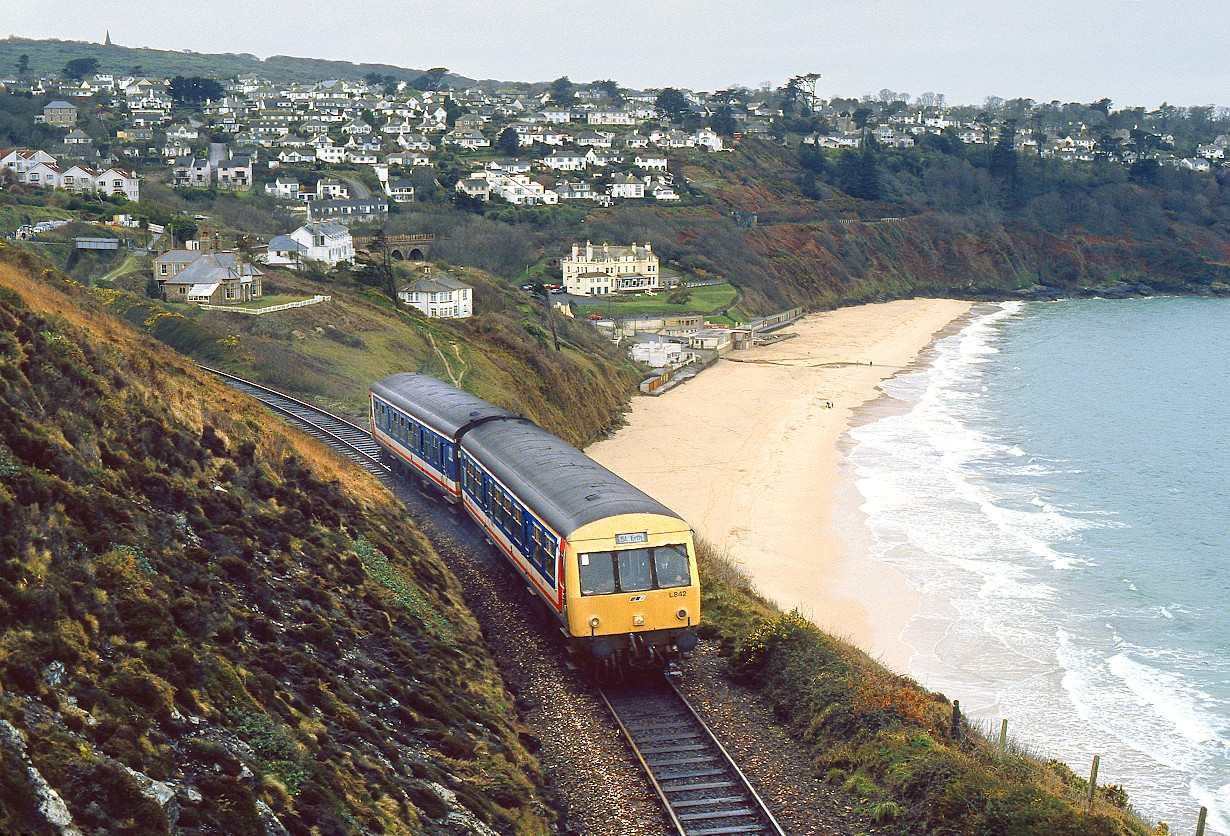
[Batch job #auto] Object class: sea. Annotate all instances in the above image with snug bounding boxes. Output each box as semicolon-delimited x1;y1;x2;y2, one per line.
845;296;1230;834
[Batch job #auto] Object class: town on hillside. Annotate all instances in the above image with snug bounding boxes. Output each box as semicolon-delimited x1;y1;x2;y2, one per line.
0;49;1228;388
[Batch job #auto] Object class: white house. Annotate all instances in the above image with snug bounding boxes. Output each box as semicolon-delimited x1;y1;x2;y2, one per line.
268;220;355;268
398;270;473;319
542;150;586;171
608;173;646;199
94;167;141;201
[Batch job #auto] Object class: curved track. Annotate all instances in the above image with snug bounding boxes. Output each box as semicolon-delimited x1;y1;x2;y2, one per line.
600;675;787;836
205;368;785;835
202;367;388;477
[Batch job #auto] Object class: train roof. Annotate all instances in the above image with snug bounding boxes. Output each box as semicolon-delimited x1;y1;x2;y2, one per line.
372;372;516;437
462;418;684;539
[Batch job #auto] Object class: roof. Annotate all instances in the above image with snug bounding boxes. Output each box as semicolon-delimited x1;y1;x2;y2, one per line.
372;373;515;440
402;274;470;293
163;252;262;285
267;235;303;252
462;418;682;539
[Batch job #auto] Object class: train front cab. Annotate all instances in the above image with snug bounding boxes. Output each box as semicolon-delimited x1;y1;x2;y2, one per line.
563;513;700;670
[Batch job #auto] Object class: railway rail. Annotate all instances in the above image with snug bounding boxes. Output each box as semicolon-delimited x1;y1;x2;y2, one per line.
202;366;388;477
600;675;787;836
205;367;786;835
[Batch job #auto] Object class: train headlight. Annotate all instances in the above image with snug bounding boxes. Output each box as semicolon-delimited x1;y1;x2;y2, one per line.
632;614;645;627
677;608;688;620
588;615;601;628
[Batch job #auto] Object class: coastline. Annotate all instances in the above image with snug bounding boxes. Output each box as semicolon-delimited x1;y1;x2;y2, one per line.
587;298;973;673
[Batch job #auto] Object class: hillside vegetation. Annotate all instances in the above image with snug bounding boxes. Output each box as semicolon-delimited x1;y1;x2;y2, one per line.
0;37;449;88
0;249;550;835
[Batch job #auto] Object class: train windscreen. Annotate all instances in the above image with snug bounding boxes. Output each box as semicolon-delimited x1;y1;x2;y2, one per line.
579;545;691;595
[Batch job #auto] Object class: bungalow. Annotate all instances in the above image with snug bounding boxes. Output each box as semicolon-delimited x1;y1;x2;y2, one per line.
619;132;650;149
386;150;431;167
554;180;594;200
576;130;613;148
443;129;490;149
398;132;435;152
63;128;92;146
487;157;533;174
398;269;473;319
634;154;668;171
279;148;316;164
308;197;389;222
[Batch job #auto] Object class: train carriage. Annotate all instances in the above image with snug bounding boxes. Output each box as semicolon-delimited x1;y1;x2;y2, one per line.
371;373;700;669
370;373;514;499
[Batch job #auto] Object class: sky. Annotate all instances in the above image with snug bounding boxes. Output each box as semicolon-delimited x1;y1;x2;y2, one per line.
13;0;1230;109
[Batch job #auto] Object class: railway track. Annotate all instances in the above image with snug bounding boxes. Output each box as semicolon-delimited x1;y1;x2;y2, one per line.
600;675;787;836
201;366;388;477
205;368;786;834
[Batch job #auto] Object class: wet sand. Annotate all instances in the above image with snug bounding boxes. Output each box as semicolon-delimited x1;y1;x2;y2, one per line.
587;298;973;671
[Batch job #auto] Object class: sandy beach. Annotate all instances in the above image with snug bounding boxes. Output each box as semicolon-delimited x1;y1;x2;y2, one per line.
587;298;973;672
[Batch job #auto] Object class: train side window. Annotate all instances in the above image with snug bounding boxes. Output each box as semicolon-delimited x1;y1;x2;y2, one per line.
616;549;653;592
579;552;615;595
655;545;691;588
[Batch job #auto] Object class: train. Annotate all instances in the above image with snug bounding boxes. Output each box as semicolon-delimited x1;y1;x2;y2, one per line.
370;372;700;671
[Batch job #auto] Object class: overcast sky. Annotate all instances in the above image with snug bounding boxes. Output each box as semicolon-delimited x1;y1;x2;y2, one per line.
14;1;1230;108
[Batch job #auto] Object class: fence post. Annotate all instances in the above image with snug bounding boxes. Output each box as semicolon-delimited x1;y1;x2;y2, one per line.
999;719;1009;751
1087;755;1100;810
1196;806;1207;836
951;700;962;741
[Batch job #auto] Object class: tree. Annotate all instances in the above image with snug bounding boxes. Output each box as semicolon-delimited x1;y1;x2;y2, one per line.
655;88;690;123
548;76;576;106
62;57;99;81
496;127;520;157
166;216;198;248
411;67;448;92
711;105;737;138
354;228;399;305
591;79;623;104
169;76;225;105
15;55;28;77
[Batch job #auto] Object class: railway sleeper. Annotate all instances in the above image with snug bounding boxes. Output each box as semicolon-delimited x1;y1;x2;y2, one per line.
678;809;757;822
646;754;719;768
657;767;728;781
663;781;738;793
685;825;767;836
669;797;746;809
638;743;709;755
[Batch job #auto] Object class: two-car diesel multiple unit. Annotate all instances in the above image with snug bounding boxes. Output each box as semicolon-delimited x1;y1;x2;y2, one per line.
370;373;700;669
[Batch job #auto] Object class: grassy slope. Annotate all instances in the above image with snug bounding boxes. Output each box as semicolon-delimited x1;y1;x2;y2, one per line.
0;248;551;835
86;259;641;449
